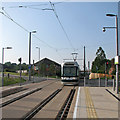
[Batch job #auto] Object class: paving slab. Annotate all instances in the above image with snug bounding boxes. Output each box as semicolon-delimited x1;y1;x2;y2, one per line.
75;87;119;119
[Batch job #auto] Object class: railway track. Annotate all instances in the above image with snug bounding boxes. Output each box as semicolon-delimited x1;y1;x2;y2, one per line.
22;88;62;120
0;86;27;98
1;80;59;108
0;87;42;108
32;86;76;119
21;86;76;120
56;87;76;120
2;80;63;119
2;80;77;119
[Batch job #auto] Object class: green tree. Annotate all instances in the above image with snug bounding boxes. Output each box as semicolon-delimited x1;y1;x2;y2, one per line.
4;62;28;72
19;63;28;70
4;62;13;72
96;47;106;60
91;47;111;73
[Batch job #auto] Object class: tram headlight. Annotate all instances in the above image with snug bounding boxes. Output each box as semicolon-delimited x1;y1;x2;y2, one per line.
71;77;77;80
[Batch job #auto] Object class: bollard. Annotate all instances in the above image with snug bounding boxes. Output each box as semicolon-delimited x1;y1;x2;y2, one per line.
99;78;101;87
84;77;86;87
8;73;9;78
113;78;115;91
105;77;107;87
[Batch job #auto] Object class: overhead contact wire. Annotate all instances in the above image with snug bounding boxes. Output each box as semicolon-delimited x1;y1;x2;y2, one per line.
1;8;29;33
1;8;54;48
0;8;64;60
49;1;75;51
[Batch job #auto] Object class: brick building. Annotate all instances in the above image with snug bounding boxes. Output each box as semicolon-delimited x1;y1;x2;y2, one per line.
34;58;61;77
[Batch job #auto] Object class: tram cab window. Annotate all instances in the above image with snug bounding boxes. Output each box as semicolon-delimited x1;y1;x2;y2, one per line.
63;66;77;77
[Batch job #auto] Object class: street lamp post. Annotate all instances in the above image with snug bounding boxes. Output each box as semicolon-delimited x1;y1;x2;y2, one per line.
36;47;40;61
2;47;12;86
29;31;36;81
103;13;119;94
36;47;40;77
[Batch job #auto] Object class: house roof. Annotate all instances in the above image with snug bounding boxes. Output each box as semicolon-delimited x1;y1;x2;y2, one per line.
34;58;61;67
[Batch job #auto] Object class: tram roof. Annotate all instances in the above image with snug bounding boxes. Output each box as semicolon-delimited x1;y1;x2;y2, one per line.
63;61;79;66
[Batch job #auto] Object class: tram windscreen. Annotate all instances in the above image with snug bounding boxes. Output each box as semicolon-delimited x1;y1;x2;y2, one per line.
63;66;77;77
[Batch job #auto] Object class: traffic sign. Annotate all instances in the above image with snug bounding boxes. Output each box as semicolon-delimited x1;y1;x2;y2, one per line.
115;56;120;65
28;65;31;69
18;57;22;63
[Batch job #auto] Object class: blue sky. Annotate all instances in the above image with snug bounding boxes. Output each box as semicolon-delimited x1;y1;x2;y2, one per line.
0;1;119;70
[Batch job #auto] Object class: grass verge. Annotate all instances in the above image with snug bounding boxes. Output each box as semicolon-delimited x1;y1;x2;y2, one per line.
4;72;28;76
0;77;26;86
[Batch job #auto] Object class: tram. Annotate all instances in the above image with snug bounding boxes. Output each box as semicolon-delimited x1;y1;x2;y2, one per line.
61;61;80;85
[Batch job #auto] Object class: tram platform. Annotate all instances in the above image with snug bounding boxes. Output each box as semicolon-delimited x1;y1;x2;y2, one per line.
73;87;120;119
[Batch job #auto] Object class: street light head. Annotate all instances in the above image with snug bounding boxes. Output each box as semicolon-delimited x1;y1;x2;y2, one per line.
32;31;37;33
42;8;54;11
6;47;12;49
106;14;116;17
102;27;106;32
19;6;23;8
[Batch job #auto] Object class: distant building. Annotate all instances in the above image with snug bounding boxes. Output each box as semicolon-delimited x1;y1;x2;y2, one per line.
34;58;61;77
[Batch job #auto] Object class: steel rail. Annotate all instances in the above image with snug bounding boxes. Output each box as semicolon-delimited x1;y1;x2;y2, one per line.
56;87;76;120
1;87;28;98
0;88;42;108
1;80;59;108
22;88;62;120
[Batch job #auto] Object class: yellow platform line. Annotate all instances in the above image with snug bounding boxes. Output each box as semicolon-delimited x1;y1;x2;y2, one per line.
84;87;98;119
